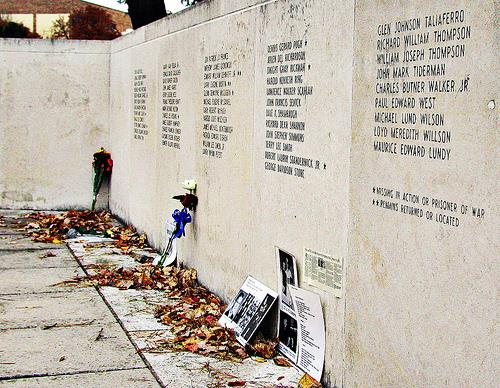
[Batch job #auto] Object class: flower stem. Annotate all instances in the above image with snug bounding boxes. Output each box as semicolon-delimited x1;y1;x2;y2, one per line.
91;168;105;211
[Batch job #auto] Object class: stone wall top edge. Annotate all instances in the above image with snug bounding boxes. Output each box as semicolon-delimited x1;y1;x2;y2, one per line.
0;38;111;54
110;0;270;53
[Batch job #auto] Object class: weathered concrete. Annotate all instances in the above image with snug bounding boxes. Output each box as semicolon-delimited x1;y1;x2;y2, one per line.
68;232;304;386
0;236;66;251
0;230;23;236
0;266;85;295
0;249;76;270
0;323;144;378
132;333;302;388
0;369;160;388
0;216;159;387
345;1;499;386
0;290;114;330
99;288;167;332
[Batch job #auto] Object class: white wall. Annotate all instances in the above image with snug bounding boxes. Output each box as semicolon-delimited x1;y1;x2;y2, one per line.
0;39;110;210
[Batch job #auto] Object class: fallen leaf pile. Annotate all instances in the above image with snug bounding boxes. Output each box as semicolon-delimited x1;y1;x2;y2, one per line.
23;210;290;368
247;336;279;359
56;262;245;360
57;261;282;362
21;210;146;251
153;287;247;361
23;210;112;243
105;224;147;252
81;264;198;291
152;282;280;362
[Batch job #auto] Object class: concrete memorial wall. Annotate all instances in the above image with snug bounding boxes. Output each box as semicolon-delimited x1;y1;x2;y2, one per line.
251;1;353;381
346;1;498;386
0;0;497;385
108;2;354;383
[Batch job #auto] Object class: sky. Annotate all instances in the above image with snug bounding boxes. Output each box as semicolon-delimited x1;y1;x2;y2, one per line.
87;0;189;14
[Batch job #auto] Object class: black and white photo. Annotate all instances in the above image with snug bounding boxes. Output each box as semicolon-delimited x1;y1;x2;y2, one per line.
219;276;278;345
240;294;276;342
279;311;298;353
276;247;298;310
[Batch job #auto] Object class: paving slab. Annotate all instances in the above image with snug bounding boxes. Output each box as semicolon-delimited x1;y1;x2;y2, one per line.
0;215;28;232
0;289;115;330
0;236;66;251
0;323;144;378
0;210;64;218
69;242;137;267
69;244;119;259
0;368;160;388
0;249;76;270
68;239;158;267
0;228;23;236
131;332;301;387
0;266;85;295
100;287;168;332
68;236;116;245
80;253;138;271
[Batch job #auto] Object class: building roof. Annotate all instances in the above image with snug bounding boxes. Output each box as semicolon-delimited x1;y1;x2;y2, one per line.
0;0;127;14
81;0;128;14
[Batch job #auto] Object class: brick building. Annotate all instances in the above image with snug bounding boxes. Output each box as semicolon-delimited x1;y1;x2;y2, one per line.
0;0;132;38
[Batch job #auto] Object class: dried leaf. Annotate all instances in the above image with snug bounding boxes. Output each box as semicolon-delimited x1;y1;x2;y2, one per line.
273;356;292;367
39;252;56;259
227;381;246;387
298;373;322;388
249;336;278;359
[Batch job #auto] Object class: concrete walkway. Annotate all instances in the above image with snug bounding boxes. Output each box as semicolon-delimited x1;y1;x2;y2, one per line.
0;211;302;387
0;211;161;387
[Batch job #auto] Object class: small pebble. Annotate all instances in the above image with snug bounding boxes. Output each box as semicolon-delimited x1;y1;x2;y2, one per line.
66;229;79;239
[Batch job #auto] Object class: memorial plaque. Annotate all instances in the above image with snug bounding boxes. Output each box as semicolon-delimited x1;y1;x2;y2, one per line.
252;2;355;384
127;44;159;239
366;7;485;228
264;38;318;178
161;62;182;149
348;1;497;386
154;34;200;250
188;12;257;303
133;68;149;140
202;51;241;158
